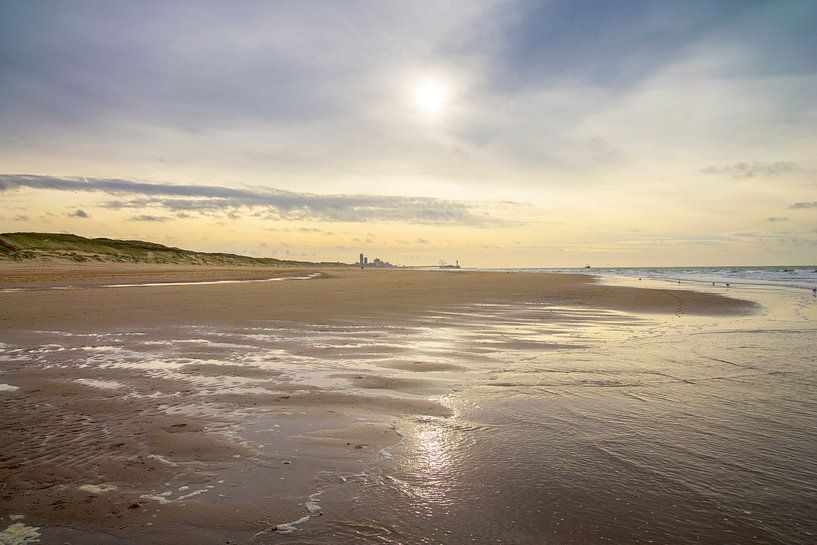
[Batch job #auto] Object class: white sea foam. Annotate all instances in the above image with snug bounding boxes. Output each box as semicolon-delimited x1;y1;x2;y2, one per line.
147;454;177;466
0;384;19;393
139;494;172;505
79;483;118;494
74;378;124;390
275;515;310;534
80;346;123;353
496;266;817;292
176;488;209;500
305;491;323;513
0;355;27;362
0;522;41;545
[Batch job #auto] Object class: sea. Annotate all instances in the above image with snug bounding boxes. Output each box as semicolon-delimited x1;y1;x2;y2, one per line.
488;265;817;292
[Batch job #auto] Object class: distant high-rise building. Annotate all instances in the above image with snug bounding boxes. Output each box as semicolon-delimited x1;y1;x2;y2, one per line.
359;253;364;265
363;257;368;265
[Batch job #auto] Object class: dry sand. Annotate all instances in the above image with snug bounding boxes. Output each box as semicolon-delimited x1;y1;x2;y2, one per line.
0;263;754;331
0;263;756;543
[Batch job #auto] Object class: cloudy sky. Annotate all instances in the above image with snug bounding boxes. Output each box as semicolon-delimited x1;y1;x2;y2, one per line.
1;0;816;266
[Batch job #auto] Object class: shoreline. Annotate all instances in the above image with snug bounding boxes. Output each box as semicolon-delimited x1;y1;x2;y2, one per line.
0;264;768;544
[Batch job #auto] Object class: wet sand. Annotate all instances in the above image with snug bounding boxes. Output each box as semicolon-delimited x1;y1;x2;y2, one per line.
5;264;810;544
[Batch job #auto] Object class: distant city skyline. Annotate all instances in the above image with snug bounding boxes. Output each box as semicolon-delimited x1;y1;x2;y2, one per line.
1;1;816;266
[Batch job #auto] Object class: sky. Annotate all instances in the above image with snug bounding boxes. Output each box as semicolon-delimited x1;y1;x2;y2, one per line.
1;0;816;267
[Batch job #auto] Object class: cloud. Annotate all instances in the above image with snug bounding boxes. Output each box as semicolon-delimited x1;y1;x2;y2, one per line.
0;174;502;225
465;0;745;93
130;214;170;222
0;1;495;173
789;201;817;209
473;1;817;96
766;216;789;222
69;209;89;218
1;1;815;200
702;161;797;178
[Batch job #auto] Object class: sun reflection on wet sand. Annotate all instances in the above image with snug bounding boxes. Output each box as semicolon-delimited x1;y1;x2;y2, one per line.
405;418;458;516
1;285;815;544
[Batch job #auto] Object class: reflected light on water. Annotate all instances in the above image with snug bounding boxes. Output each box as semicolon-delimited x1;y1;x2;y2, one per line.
401;418;459;516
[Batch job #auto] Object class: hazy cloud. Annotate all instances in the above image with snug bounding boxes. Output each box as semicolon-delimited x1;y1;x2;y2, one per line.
69;209;89;218
789;201;817;209
702;161;797;178
0;174;501;225
130;214;170;222
1;2;816;266
766;216;789;222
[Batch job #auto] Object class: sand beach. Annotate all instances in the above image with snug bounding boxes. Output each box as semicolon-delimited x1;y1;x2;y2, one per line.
2;264;815;544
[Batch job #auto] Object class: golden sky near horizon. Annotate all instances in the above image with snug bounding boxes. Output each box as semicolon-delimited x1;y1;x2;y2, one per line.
1;1;816;266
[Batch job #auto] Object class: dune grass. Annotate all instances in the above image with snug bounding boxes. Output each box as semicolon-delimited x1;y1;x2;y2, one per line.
0;232;349;267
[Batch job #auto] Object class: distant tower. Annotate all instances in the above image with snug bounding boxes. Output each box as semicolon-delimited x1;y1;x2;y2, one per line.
456;260;459;268
359;253;364;266
363;257;368;265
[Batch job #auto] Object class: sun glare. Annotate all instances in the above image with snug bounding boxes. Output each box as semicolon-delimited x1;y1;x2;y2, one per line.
413;79;449;117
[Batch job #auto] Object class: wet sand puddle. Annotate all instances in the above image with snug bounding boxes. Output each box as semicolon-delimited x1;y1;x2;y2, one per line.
0;272;322;293
1;293;816;544
0;303;631;543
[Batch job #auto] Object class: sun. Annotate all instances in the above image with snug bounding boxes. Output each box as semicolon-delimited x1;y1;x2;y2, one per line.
413;79;449;117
